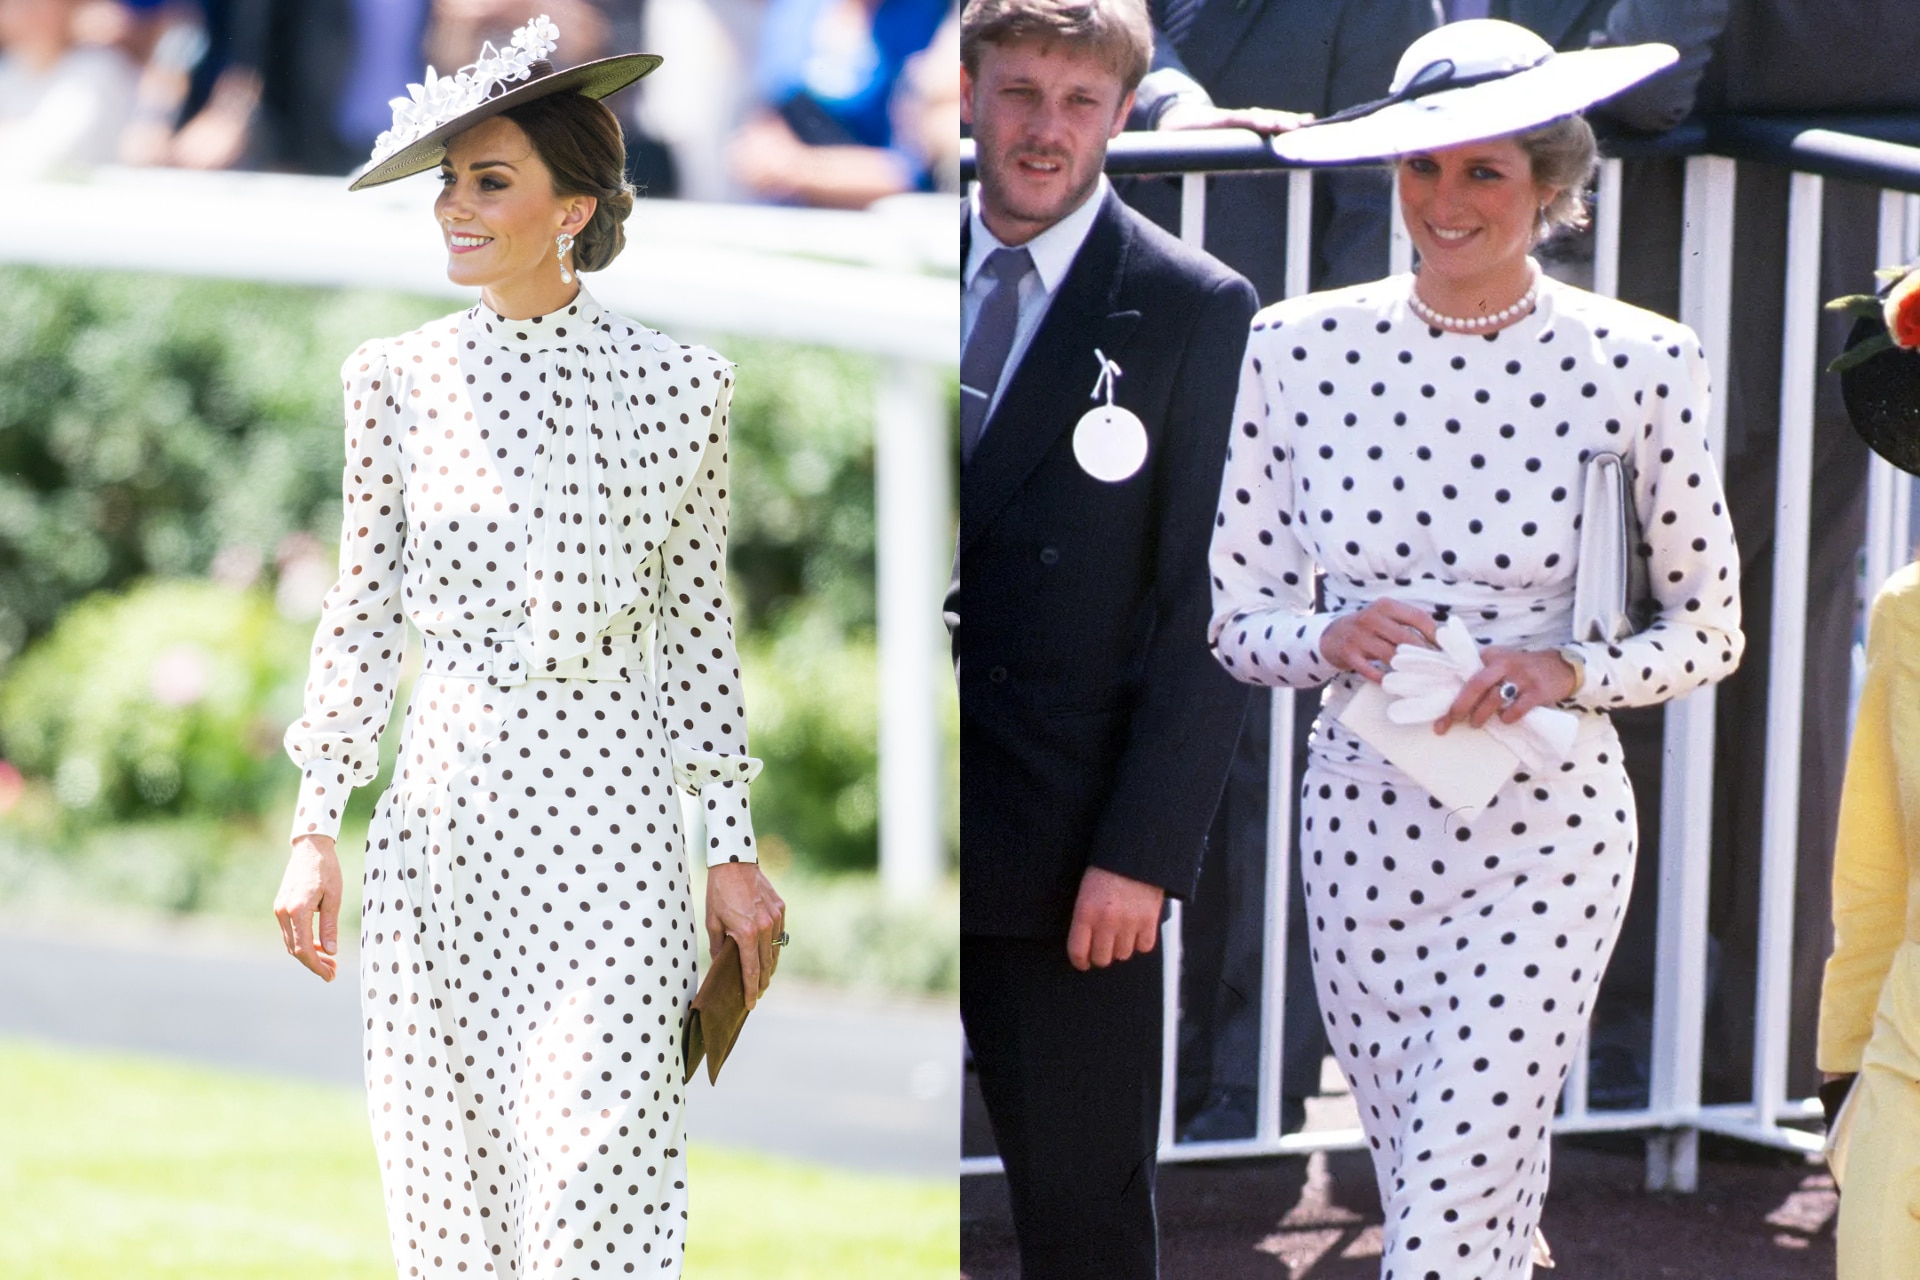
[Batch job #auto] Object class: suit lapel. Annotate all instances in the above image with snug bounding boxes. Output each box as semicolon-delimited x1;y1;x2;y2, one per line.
961;191;1142;551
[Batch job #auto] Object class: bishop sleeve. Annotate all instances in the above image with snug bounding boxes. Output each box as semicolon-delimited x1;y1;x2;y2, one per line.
283;340;409;844
1561;332;1745;708
1207;322;1348;689
657;359;763;866
1817;570;1920;1073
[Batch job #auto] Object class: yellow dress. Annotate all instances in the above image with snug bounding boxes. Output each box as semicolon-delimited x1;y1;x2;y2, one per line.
1818;559;1920;1277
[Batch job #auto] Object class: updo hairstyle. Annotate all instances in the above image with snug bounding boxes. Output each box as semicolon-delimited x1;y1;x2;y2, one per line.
1515;114;1599;239
501;92;635;271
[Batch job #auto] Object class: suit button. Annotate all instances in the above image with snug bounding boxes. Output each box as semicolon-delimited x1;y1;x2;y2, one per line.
1039;547;1060;566
988;666;1009;684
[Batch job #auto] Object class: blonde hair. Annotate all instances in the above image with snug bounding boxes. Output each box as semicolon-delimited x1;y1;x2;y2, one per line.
1515;114;1599;238
960;0;1153;94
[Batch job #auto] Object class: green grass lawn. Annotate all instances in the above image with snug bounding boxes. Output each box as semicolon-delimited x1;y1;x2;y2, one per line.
0;1039;954;1278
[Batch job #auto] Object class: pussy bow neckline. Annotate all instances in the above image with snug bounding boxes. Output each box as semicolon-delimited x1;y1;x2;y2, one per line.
466;288;609;355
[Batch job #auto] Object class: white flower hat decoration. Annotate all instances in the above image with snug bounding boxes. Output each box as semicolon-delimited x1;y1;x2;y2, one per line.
350;13;661;190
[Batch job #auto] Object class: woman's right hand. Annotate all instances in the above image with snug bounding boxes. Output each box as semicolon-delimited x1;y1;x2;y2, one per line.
1321;598;1440;681
274;834;343;982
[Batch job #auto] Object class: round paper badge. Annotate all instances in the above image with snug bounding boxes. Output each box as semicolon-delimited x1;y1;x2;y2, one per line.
1074;348;1148;483
1073;403;1149;482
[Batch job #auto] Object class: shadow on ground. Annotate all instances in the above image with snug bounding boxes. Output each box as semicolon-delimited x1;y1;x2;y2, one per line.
961;1135;1836;1278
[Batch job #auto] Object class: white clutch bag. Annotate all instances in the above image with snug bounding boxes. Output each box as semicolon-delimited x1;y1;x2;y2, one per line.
1571;452;1654;644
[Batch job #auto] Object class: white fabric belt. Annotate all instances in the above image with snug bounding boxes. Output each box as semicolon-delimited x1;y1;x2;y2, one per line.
1326;579;1577;651
419;633;647;687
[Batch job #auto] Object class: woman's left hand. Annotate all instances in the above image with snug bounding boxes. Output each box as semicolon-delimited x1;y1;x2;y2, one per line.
1436;646;1579;732
705;862;786;1010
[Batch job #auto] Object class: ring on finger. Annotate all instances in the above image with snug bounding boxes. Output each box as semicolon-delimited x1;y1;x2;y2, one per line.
1498;681;1521;707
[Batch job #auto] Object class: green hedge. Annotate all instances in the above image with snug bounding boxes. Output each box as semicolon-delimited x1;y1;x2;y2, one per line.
0;267;957;878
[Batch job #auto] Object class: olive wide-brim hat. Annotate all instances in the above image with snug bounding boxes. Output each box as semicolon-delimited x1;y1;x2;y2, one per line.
1270;19;1676;166
349;17;660;190
1840;313;1920;476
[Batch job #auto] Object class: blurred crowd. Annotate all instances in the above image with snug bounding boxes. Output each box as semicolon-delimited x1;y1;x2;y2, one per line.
0;0;959;204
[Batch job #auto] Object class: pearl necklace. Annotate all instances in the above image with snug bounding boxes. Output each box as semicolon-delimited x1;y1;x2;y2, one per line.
1409;268;1541;333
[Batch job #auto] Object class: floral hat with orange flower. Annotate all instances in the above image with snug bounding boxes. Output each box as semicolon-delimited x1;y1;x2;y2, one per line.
1829;267;1920;475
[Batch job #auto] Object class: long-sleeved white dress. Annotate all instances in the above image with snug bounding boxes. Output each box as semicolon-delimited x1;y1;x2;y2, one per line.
1209;273;1742;1279
285;288;760;1279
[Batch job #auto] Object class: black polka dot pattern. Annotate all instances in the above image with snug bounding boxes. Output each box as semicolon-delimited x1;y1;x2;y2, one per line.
1206;274;1743;705
283;287;761;1276
1203;274;1745;1276
1299;729;1637;1276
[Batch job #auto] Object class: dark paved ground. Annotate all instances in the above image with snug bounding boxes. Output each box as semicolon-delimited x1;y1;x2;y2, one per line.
962;1140;1836;1278
0;912;960;1177
963;1064;1837;1278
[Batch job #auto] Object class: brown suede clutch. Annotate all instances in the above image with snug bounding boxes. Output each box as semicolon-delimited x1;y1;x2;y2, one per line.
683;936;751;1085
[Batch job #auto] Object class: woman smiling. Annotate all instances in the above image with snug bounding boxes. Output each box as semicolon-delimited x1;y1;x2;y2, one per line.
272;16;785;1278
1210;20;1744;1278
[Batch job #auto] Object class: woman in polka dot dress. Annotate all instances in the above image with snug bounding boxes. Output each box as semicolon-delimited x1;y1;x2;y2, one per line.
1211;22;1742;1280
272;21;784;1278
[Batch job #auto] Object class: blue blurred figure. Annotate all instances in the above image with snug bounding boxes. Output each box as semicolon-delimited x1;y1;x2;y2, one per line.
730;0;948;207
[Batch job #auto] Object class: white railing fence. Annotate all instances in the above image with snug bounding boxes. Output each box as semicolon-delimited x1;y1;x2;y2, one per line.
958;118;1920;1190
0;167;960;903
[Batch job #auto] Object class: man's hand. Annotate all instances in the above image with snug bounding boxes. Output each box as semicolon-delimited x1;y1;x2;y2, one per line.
1156;100;1311;135
1066;867;1165;971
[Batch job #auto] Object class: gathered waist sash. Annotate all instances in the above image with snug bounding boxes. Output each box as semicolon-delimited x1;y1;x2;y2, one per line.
419;631;647;687
1326;577;1577;652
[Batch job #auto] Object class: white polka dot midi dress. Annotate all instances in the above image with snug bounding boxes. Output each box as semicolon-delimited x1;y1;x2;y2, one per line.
284;288;760;1278
1207;273;1743;1280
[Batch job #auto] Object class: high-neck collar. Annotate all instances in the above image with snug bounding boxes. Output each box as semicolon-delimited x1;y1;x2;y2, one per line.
465;287;608;354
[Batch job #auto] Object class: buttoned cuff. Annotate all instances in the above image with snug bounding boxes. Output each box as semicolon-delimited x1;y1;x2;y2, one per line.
290;760;352;845
699;777;758;867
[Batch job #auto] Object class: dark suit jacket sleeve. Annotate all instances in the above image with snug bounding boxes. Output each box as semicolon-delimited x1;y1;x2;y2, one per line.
1589;0;1730;132
1129;37;1211;130
1083;273;1258;899
1314;0;1441;288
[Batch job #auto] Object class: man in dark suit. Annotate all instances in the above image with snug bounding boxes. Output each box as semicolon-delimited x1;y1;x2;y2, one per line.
957;0;1254;1274
1125;0;1441;300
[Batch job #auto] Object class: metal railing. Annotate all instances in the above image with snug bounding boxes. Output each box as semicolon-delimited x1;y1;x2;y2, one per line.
0;167;961;904
959;115;1920;1190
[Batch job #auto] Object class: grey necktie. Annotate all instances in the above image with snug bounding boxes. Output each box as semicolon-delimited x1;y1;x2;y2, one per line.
960;247;1034;464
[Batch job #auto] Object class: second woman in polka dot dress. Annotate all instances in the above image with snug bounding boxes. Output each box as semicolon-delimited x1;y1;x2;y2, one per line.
1212;22;1743;1280
270;18;785;1278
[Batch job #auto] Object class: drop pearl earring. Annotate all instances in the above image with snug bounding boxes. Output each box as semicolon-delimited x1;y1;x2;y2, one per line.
556;232;575;284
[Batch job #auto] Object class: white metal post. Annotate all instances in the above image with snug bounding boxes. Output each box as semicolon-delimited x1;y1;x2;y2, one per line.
1180;173;1207;248
1867;190;1915;595
1753;172;1825;1129
1160;899;1184;1152
1562;1027;1591;1121
1593;157;1624;300
1158;171;1206;1150
1241;174;1317;1150
875;358;951;901
1647;154;1738;1194
1254;692;1298;1144
1285;169;1314;301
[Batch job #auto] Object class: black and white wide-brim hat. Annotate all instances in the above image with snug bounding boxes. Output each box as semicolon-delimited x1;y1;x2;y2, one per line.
349;14;660;190
1269;19;1677;167
1840;314;1920;476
